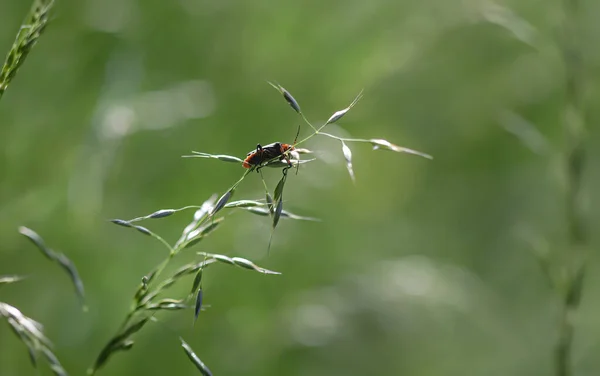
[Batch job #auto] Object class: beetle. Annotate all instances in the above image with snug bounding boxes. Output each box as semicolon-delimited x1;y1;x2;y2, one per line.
242;126;300;171
242;142;295;170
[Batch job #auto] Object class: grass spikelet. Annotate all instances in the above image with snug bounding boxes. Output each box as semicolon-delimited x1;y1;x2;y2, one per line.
273;198;284;229
341;141;356;183
146;299;188;311
325;90;364;125
109;219;132;227
184;218;223;249
194;289;203;325
19;227;86;310
190;269;203;297
18;226;53;260
0;302;67;376
133;225;152;236
231;257;281;275
176;195;217;248
267;81;301;114
242;207;320;221
198;253;281;275
41;346;68;376
89;317;150;375
180;337;213;376
212;189;234;215
183;152;243;163
369;139;433;159
223;200;265;208
148;209;177;219
0;275;26;285
265;193;275;215
0;0;54;100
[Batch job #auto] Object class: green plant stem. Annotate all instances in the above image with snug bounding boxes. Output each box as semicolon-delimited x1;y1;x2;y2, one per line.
555;0;587;375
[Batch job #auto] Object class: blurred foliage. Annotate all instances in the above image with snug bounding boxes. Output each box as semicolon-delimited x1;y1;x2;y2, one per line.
1;0;600;375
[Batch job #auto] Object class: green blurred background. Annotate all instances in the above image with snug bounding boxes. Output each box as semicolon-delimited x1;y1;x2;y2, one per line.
1;0;600;375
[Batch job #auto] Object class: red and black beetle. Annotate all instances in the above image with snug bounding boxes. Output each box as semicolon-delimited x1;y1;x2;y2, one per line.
242;142;295;169
242;126;300;170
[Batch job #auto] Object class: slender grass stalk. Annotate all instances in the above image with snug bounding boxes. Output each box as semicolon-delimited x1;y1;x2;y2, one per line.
89;195;287;375
0;0;54;101
91;84;433;374
555;0;587;375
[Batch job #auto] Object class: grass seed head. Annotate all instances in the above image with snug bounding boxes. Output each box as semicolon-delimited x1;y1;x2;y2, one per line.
267;81;301;114
212;189;234;215
369;139;432;159
325;90;363;125
148;209;176;219
273;199;284;229
133;225;152;236
109;219;132;228
341;141;356;183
